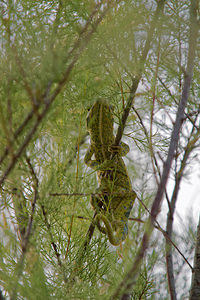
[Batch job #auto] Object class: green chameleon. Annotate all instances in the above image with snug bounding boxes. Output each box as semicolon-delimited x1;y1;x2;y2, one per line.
84;99;136;246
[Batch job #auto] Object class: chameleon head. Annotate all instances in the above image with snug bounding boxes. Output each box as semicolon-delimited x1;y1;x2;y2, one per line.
86;99;114;132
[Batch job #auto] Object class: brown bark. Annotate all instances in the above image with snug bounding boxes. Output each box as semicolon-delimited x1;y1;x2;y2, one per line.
189;217;200;300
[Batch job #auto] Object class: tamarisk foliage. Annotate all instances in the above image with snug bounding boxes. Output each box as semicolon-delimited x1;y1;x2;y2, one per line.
0;1;199;299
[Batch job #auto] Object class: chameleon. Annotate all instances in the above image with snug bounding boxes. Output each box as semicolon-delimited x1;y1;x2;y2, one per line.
84;99;136;246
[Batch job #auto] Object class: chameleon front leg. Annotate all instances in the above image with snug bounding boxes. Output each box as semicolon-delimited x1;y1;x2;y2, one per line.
93;142;129;174
108;141;130;157
91;142;130;172
84;145;99;169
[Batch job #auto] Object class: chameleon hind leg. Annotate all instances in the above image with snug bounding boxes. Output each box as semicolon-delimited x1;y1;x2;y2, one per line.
94;190;136;245
90;176;112;211
95;213;124;246
108;141;130;156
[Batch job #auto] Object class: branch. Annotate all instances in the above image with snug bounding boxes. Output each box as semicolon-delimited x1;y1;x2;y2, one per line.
0;101;40;166
136;195;192;270
189;216;200;300
41;205;64;272
11;159;39;300
166;121;200;299
11;188;27;240
111;0;198;298
132;105;162;185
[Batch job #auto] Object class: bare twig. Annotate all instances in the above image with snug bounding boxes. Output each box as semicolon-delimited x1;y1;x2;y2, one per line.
111;0;198;298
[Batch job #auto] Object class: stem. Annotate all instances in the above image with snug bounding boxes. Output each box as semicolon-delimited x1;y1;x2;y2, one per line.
111;0;198;298
189;217;200;300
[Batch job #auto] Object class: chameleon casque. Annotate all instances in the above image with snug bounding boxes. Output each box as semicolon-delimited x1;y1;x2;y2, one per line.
84;99;136;246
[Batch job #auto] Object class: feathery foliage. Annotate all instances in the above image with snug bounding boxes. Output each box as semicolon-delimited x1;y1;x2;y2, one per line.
0;1;199;299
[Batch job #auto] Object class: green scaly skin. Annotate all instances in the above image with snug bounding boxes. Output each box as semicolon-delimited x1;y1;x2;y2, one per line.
84;99;136;245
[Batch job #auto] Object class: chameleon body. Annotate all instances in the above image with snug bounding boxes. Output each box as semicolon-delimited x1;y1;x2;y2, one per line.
84;99;136;245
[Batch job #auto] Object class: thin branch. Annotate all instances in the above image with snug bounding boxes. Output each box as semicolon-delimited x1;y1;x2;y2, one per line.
82;211;97;251
75;215;146;225
41;205;63;270
113;0;166;149
136;195;193;270
157;74;199;130
11;187;27;241
0;81;52;167
189;216;200;300
49;191;140;197
11;44;34;101
65;117;82;259
0;99;37;166
10;159;39;300
166;119;200;299
64;133;87;170
149;33;161;185
133;101;173;216
132;105;161;185
111;0;198;298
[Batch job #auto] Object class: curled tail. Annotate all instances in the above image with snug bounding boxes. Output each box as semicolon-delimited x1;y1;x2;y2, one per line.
95;214;125;246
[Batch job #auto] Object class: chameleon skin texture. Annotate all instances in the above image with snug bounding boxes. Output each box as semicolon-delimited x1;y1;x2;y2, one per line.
84;99;136;246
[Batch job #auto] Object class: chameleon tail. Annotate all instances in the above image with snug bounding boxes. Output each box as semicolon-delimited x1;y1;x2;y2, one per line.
95;214;107;234
95;214;124;246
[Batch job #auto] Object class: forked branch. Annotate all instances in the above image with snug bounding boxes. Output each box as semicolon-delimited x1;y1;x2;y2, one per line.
111;0;198;298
